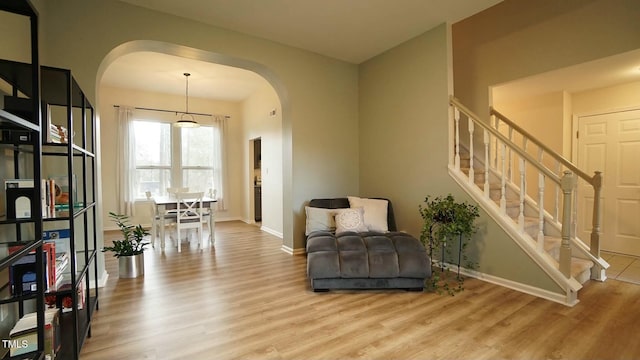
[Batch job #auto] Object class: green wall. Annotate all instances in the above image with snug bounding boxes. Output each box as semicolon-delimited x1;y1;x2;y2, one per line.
359;24;562;294
453;0;640;117
33;0;360;256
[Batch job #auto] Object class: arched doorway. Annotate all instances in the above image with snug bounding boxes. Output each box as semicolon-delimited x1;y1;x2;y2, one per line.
95;40;287;251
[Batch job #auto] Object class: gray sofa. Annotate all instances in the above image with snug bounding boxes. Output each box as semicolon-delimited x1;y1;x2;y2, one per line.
305;198;431;291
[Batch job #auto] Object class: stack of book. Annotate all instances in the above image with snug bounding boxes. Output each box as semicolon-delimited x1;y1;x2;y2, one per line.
47;123;68;144
9;238;69;295
9;308;60;358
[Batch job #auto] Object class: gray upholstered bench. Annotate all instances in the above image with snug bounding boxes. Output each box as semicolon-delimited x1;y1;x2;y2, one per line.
305;198;431;291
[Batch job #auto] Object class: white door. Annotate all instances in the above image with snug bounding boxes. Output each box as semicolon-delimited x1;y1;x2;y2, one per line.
576;109;640;256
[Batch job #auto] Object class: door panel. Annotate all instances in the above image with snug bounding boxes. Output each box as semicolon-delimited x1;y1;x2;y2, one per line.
577;109;640;256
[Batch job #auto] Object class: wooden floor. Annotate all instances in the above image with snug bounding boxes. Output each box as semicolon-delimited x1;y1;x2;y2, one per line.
81;221;640;360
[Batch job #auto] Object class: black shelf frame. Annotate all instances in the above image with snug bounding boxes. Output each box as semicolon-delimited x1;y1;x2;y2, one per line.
40;64;98;360
0;1;45;359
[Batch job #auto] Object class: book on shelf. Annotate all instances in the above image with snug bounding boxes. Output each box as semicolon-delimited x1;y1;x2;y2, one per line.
4;179;36;219
9;308;60;358
9;241;58;292
43;228;73;275
9;252;42;295
45;104;69;144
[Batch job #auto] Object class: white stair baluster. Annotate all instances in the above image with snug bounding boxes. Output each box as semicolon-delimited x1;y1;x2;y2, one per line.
507;127;513;181
519;158;526;233
454;108;460;170
554;162;561;222
484;129;490;199
468;119;475;184
493;116;499;169
500;143;507;214
537;173;545;252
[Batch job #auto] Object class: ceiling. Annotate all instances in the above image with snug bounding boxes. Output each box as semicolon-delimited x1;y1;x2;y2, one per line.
101;0;640;103
117;0;503;64
493;48;640;102
101;52;268;101
102;0;503;101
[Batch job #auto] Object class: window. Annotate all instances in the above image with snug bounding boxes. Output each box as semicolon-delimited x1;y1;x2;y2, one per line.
131;119;221;198
133;121;171;197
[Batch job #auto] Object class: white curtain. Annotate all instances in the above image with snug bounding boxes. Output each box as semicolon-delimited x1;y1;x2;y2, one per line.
115;106;137;216
212;115;227;211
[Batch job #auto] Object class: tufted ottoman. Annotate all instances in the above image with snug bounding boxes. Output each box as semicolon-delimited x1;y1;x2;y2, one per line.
306;230;431;291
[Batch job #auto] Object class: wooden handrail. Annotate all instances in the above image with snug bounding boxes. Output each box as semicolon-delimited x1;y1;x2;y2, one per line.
489;106;595;185
450;97;561;184
449;95;606;281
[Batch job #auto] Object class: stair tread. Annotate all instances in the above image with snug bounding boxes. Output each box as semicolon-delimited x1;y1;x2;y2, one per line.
457;151;595;286
571;257;594;279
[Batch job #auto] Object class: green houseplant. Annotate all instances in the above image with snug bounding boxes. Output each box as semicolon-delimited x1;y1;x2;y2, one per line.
102;212;150;278
419;194;480;295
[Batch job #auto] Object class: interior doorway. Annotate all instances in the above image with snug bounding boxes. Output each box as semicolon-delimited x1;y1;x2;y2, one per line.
575;108;640;256
250;137;262;224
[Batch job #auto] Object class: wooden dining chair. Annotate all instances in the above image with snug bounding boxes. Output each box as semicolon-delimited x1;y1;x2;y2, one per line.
167;187;189;198
175;191;204;252
200;189;217;246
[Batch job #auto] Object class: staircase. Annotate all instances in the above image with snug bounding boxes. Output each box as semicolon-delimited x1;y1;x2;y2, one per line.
448;96;609;306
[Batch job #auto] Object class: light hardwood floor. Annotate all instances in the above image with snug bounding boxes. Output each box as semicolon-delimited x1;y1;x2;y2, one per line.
80;221;640;360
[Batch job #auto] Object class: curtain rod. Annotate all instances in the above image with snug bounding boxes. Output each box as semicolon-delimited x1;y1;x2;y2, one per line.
113;105;230;118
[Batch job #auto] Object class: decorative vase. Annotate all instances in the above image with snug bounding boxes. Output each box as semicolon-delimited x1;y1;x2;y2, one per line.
119;253;144;278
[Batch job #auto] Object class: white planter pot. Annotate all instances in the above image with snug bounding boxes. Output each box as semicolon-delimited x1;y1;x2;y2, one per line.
119;253;144;278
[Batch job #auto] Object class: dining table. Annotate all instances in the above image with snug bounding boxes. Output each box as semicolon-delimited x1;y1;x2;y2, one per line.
150;195;217;249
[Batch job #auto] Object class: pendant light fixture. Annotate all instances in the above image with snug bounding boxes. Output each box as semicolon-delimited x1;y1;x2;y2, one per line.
174;72;200;128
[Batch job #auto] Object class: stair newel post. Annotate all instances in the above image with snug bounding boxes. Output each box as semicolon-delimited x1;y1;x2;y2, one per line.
590;171;603;257
518;158;526;233
500;143;507;214
454;107;461;171
537;172;545;252
483;130;490;199
560;171;574;278
468;119;475;184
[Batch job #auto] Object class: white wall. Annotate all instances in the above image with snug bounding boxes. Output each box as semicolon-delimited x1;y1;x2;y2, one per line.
241;82;283;236
98;85;244;228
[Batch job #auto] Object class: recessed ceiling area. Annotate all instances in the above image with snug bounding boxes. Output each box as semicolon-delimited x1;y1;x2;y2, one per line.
492;48;640;102
101;51;268;101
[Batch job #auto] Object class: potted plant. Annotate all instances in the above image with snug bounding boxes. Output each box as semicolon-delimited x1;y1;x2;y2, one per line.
102;212;150;278
419;194;480;295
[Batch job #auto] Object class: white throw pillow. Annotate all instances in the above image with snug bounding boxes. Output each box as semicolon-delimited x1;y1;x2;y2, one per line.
347;196;389;232
334;207;368;234
305;206;336;235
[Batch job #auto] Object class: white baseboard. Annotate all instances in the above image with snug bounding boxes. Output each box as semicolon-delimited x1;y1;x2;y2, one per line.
281;244;305;256
89;269;109;289
439;262;578;307
261;226;283;238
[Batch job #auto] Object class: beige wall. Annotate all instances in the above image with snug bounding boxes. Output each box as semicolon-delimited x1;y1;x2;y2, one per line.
453;0;640;119
359;24;561;292
573;81;640;116
0;10;31;64
241;82;283;236
98;85;244;228
492;91;566;211
34;0;359;259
